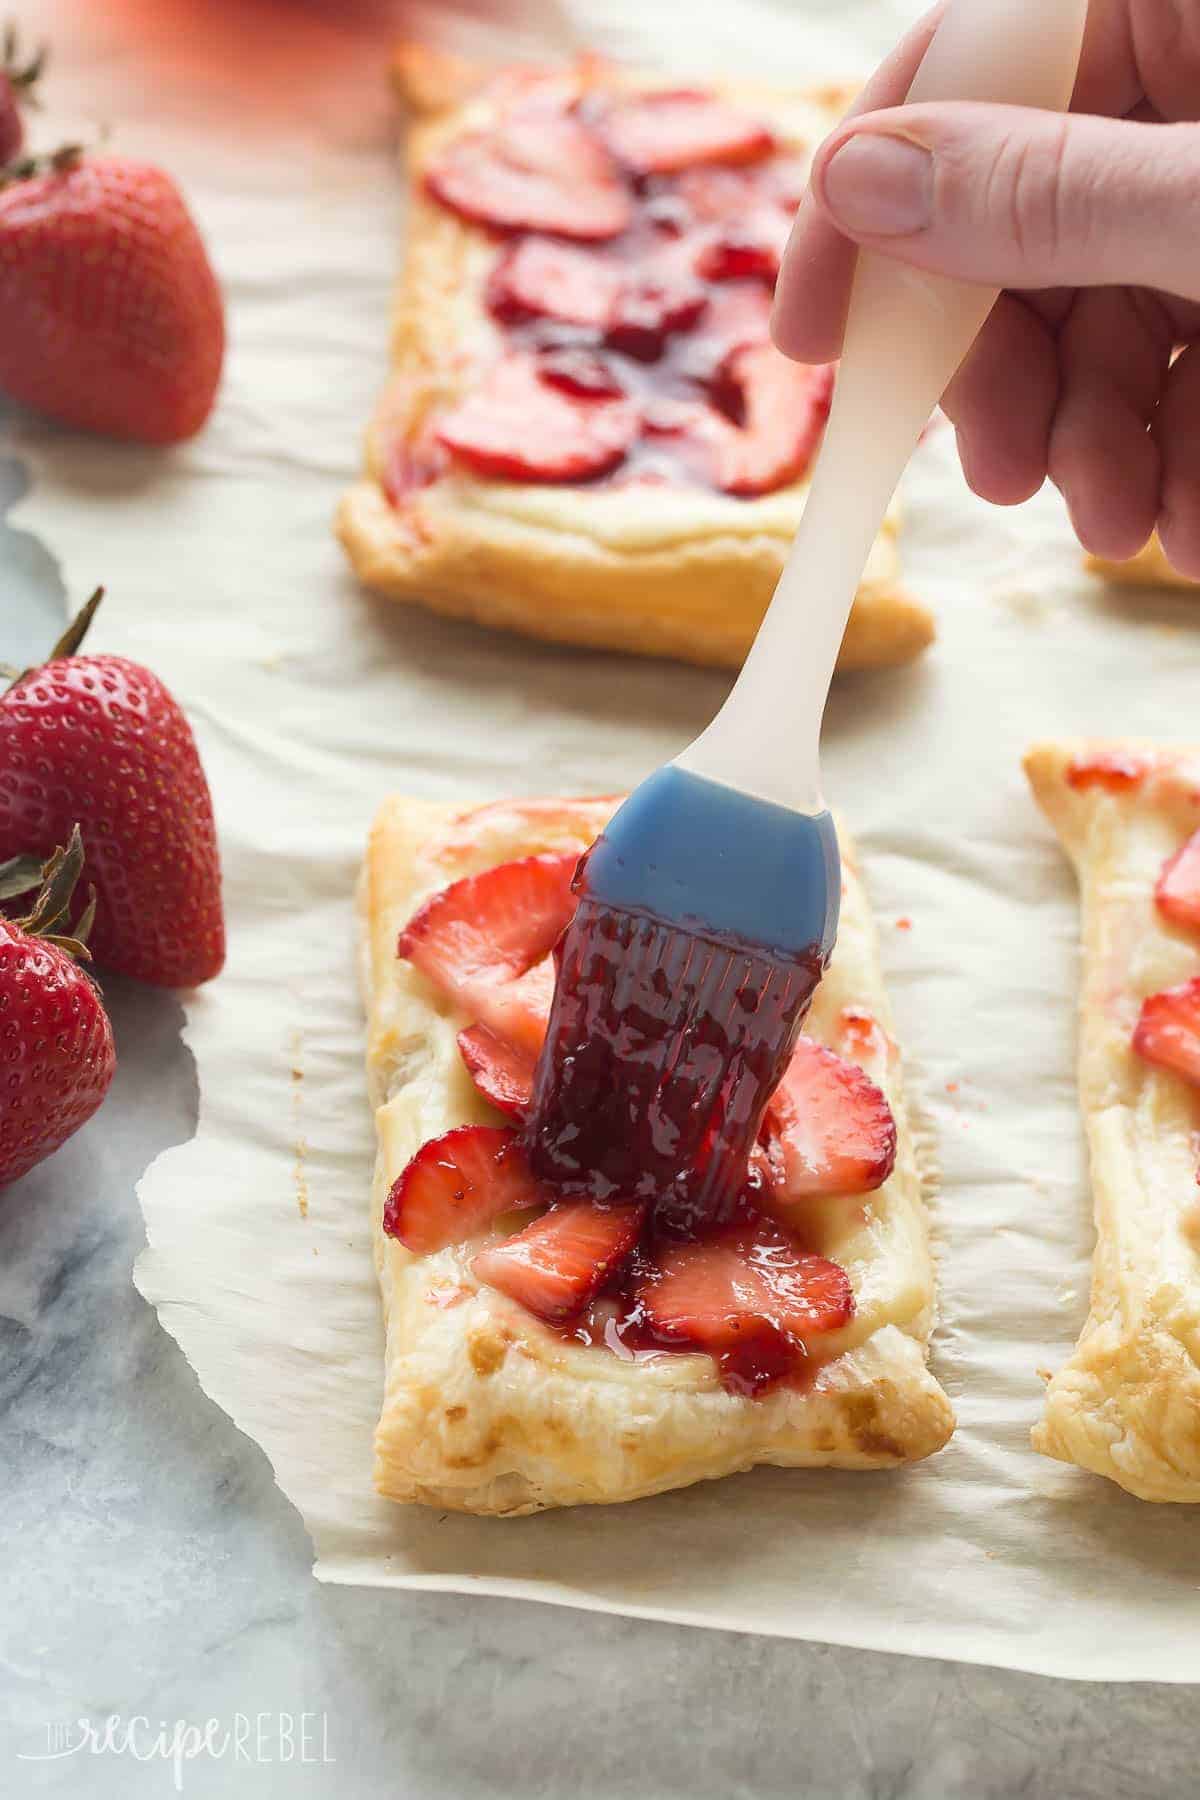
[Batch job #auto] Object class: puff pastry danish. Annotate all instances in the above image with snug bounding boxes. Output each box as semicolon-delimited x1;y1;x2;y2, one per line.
358;793;953;1514
1086;537;1196;591
337;47;933;673
1026;740;1200;1501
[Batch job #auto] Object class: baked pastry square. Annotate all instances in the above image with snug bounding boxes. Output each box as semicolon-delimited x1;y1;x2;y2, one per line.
358;793;953;1515
1086;537;1196;591
337;47;933;673
1026;740;1200;1502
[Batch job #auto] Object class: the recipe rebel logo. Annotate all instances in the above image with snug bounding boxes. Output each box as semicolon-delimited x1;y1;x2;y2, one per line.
16;1711;335;1790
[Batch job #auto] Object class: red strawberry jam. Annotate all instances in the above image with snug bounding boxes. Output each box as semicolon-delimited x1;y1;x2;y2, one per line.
407;82;829;496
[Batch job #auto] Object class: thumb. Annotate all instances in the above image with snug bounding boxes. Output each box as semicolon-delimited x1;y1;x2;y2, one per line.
810;103;1200;299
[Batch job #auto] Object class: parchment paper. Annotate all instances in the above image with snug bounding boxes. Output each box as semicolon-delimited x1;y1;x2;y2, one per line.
11;0;1200;1685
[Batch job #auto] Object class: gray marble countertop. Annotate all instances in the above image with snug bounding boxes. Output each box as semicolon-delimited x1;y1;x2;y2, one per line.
2;447;1199;1798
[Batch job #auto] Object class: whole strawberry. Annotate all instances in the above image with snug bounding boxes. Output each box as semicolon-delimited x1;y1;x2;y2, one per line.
0;829;115;1188
0;591;225;988
0;26;43;168
0;151;224;443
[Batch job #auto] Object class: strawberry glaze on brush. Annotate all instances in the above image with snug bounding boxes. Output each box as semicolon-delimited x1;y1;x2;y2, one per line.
525;769;839;1237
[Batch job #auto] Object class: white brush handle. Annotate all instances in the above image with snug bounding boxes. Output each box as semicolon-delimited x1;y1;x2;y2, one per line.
679;0;1088;811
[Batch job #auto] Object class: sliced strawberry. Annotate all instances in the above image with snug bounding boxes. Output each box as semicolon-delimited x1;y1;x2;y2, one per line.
400;851;577;984
437;353;639;483
457;1024;536;1119
536;347;627;399
472;1200;646;1323
425;104;631;240
399;850;578;1052
836;1006;891;1066
761;1035;897;1204
636;1221;853;1395
602;90;775;176
605;272;708;360
648;343;832;497
1133;979;1200;1087
479;959;559;1055
1066;751;1149;793
663;282;774;391
671;165;764;221
700;281;775;353
695;212;790;283
383;1124;545;1254
1156;831;1200;932
713;344;832;494
486;239;619;328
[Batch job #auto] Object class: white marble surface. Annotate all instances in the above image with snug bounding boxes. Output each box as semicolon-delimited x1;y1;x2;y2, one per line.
1;441;1199;1800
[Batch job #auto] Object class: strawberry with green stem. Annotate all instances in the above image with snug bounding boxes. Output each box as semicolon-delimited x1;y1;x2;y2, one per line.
0;588;225;989
0;826;115;1188
0;141;224;444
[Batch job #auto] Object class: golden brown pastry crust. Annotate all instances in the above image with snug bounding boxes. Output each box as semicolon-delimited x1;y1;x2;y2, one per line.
336;46;934;674
359;793;953;1515
1026;740;1200;1502
1086;536;1197;590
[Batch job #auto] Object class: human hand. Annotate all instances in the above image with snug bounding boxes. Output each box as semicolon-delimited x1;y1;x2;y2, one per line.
772;1;1200;575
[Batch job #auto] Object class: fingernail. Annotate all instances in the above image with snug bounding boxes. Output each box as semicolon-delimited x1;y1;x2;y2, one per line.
821;131;933;236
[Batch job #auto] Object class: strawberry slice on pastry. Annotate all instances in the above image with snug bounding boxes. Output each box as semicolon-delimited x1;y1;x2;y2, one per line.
486;239;619;327
635;1220;853;1395
1133;978;1200;1086
760;1036;897;1206
646;342;833;497
425;103;632;240
472;1199;647;1323
383;1124;545;1253
398;849;578;1053
602;90;775;176
1155;829;1200;932
437;352;640;483
457;1023;534;1120
695;212;791;283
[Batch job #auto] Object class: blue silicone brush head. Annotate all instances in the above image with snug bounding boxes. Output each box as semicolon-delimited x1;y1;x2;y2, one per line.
527;765;840;1232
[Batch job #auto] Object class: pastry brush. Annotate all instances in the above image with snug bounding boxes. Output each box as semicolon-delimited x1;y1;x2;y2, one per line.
528;0;1088;1230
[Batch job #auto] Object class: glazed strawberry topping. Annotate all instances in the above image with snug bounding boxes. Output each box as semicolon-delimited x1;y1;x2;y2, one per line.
457;1023;534;1120
632;1221;853;1396
383;1124;545;1254
436;352;639;484
1066;751;1149;793
399;850;577;1053
410;83;828;498
1156;829;1200;932
643;344;833;497
392;846;889;1395
425;104;632;240
760;1036;897;1206
695;212;790;284
487;239;618;328
472;1199;646;1323
1133;979;1200;1087
600;90;776;176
